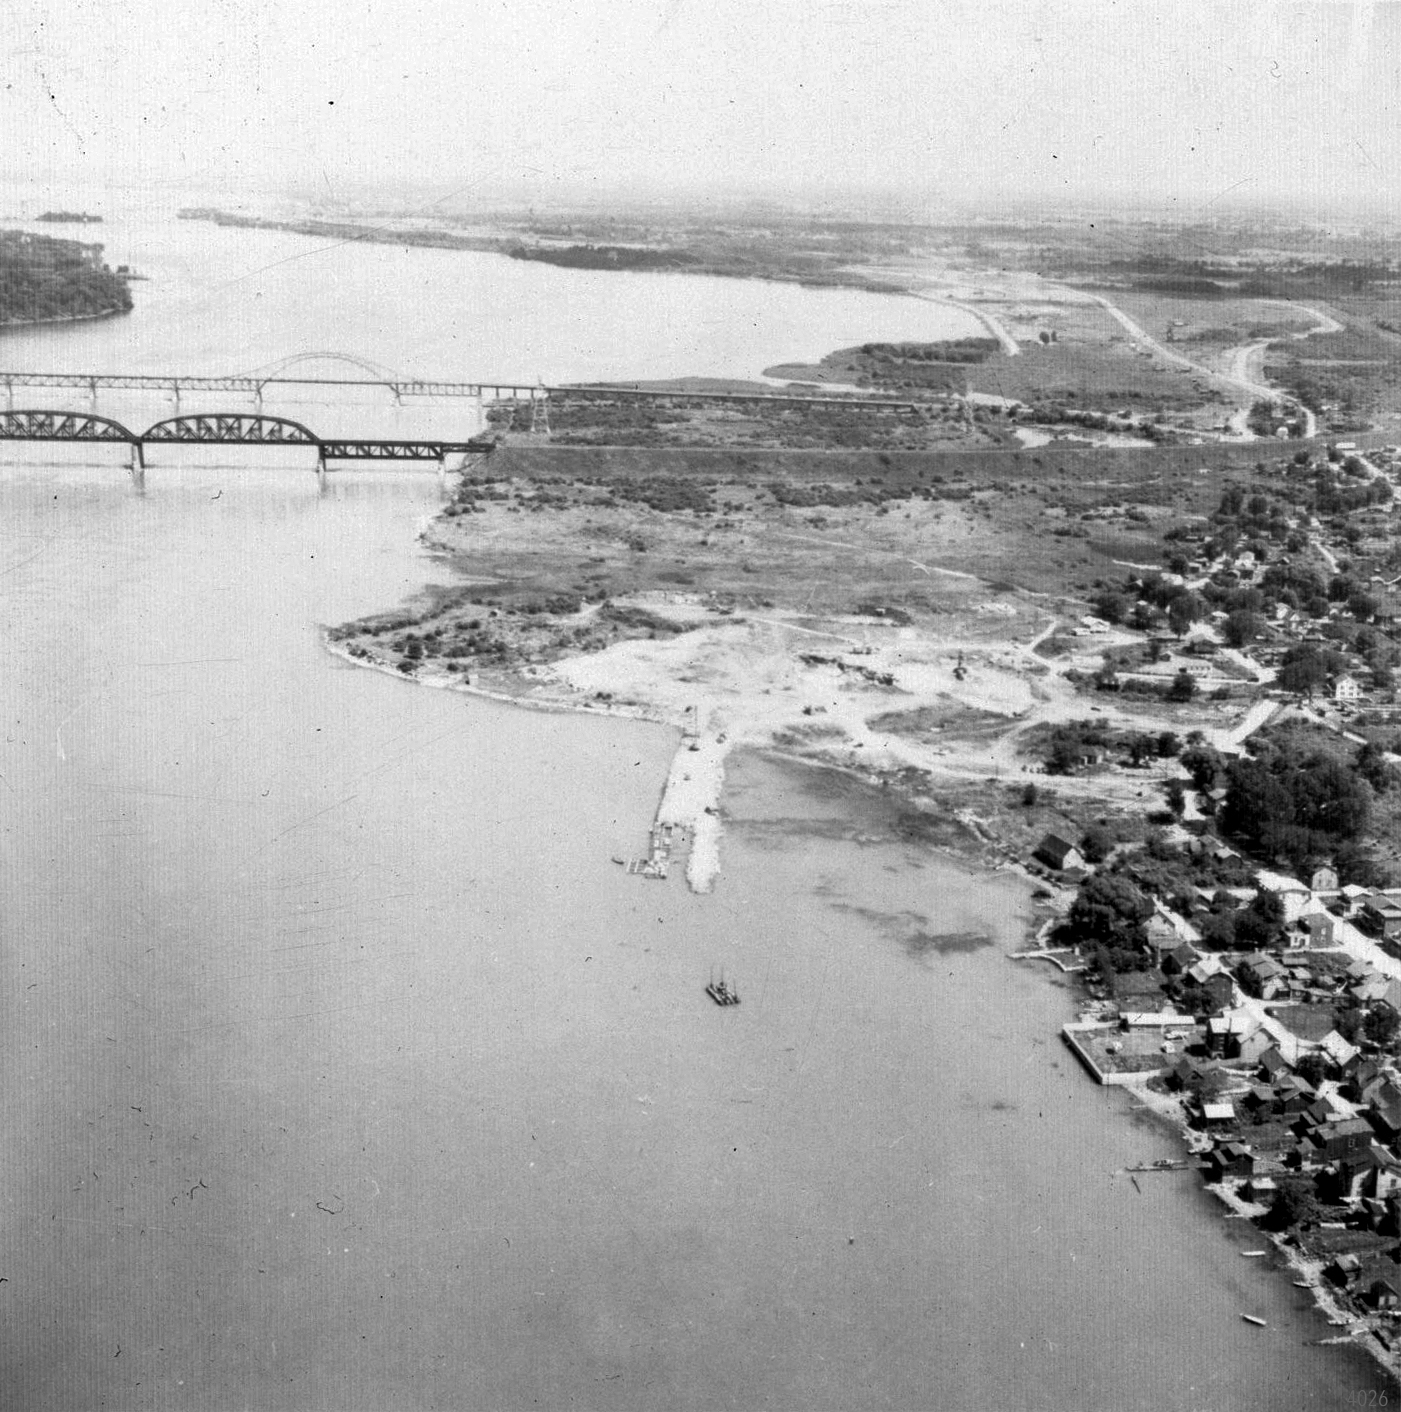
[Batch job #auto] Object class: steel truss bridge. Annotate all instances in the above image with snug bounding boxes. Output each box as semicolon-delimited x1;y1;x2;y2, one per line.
0;370;544;403
0;367;938;413
0;410;496;481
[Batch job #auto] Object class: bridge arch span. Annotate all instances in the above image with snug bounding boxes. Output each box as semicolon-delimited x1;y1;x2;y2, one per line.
246;352;407;395
0;409;139;443
143;413;320;445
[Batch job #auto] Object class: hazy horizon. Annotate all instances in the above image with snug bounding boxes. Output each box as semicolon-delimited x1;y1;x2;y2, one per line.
3;1;1399;222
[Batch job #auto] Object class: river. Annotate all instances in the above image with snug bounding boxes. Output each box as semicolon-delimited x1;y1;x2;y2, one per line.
0;194;1386;1409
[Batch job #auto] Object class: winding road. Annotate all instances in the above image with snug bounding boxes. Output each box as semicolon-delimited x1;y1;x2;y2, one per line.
1088;293;1319;439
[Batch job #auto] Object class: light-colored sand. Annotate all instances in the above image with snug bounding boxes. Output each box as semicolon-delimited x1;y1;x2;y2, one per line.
333;582;1268;894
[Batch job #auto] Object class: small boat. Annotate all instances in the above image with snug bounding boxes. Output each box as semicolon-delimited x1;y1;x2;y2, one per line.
705;972;740;1007
1241;1314;1266;1328
1240;1250;1268;1258
1294;1279;1312;1288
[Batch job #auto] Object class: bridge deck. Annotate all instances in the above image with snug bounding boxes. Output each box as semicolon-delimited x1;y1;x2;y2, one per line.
0;371;540;399
0;370;943;410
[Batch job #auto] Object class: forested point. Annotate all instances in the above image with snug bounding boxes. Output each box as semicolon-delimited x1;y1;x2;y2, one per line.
0;230;133;326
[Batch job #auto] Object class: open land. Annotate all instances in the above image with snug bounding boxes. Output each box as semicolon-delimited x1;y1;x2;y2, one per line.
320;201;1401;1382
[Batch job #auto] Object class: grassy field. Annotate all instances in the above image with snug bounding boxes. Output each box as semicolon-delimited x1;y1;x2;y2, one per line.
1109;291;1323;345
492;391;1005;452
964;344;1220;410
417;440;1300;620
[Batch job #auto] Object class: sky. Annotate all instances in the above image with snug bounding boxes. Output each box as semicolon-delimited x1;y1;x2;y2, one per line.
3;0;1400;214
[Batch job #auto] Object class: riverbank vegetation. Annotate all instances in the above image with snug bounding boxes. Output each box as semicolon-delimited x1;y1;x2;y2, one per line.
0;229;132;326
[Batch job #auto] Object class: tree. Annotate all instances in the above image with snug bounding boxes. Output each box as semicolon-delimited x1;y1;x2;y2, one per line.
1167;669;1198;703
1165;778;1186;818
1021;782;1039;807
1263;1176;1323;1232
1092;589;1129;625
1335;841;1392;889
1277;644;1345;698
1198;908;1237;951
1349;590;1381;623
1357;740;1397;794
1335;1006;1365;1043
1079;825;1115;864
1181;743;1224;792
1234;889;1285;948
1156;731;1181;758
1365;1006;1401;1049
1067;872;1153;952
1223;609;1264;648
1220;752;1371;865
1167;592;1204;637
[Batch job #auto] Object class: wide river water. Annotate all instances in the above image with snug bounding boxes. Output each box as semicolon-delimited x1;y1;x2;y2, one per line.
0;195;1386;1408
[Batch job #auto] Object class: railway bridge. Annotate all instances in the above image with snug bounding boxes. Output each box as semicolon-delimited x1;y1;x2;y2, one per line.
0;409;497;487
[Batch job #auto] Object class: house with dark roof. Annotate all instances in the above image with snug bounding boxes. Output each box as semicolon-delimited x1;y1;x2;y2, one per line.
1160;942;1198;976
1187;971;1236;1015
1033;834;1084;872
1315;1118;1378;1162
1362;892;1401;941
1204;1141;1255;1181
1238;954;1288;1000
1366;1080;1401;1143
1276;1075;1317;1115
1360;1264;1401;1311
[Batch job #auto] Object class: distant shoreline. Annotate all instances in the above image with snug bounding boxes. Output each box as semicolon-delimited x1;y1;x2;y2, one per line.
177;207;914;297
0;305;129;333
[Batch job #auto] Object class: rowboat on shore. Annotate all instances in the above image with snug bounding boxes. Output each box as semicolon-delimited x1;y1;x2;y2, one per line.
1294;1279;1312;1288
1241;1314;1267;1327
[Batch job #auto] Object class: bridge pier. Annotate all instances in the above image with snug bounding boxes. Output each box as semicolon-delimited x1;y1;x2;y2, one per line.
129;441;145;490
316;448;328;493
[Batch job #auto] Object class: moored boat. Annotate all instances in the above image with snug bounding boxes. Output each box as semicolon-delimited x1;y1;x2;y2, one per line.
705;973;740;1007
1241;1314;1266;1327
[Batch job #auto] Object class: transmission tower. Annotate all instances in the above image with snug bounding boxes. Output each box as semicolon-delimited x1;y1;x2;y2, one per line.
530;383;551;436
